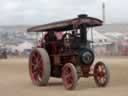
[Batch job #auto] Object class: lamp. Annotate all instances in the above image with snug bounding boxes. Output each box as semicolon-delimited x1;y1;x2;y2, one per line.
101;0;107;23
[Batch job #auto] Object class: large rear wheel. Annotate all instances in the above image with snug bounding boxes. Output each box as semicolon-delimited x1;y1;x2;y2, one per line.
62;63;78;90
29;48;51;86
94;61;110;87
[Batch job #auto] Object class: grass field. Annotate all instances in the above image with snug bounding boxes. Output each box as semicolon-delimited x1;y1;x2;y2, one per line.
0;57;128;96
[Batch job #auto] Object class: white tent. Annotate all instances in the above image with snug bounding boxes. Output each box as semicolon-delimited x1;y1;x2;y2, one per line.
87;29;112;45
0;43;3;47
104;32;124;41
15;41;33;52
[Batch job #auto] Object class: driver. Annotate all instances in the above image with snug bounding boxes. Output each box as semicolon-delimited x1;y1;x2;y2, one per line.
44;31;58;54
44;31;57;42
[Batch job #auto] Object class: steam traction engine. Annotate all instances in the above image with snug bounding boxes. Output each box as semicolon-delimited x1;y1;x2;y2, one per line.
27;14;110;90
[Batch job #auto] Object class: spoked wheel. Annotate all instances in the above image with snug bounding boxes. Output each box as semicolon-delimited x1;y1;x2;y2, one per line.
94;61;110;87
29;48;51;86
62;63;78;90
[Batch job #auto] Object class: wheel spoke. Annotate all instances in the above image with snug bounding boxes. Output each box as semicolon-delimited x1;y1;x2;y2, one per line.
65;72;72;78
33;71;39;79
100;77;106;84
98;65;102;72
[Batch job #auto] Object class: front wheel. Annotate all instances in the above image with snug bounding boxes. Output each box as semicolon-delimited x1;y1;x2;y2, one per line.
62;63;78;90
94;61;110;87
29;48;51;86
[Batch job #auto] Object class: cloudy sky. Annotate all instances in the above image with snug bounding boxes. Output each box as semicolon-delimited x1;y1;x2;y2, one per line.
0;0;127;25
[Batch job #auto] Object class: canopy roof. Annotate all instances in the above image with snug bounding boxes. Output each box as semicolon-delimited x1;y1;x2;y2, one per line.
27;14;102;32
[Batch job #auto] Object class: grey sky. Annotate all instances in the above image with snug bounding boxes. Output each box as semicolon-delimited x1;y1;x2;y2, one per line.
0;0;127;25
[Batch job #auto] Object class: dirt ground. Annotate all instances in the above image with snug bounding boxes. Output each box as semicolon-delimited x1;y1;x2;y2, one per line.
0;56;128;96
